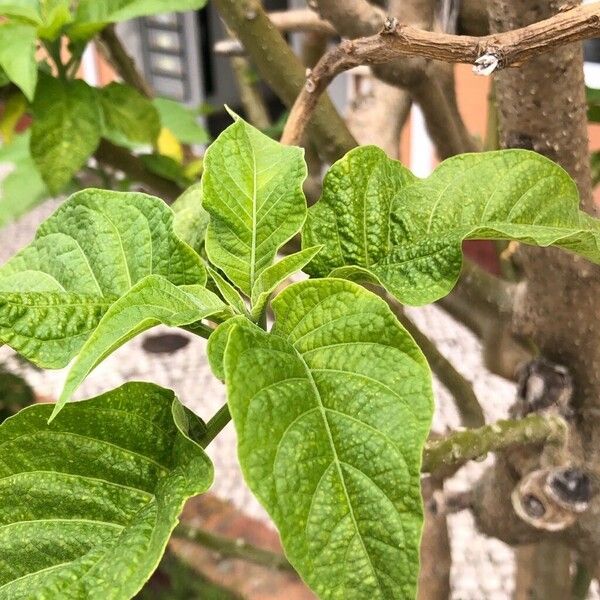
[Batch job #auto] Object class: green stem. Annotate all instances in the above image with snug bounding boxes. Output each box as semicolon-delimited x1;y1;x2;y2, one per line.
174;522;293;571
421;414;567;474
201;404;231;448
43;40;67;80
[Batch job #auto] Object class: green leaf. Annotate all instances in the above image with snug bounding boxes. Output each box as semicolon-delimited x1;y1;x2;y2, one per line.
172;182;210;254
304;146;600;305
140;153;190;187
202;116;307;296
71;0;208;39
153;97;210;145
0;0;41;23
55;275;227;417
224;279;433;600
250;246;321;321
0;381;213;598
0;131;49;226
0;22;37;100
208;267;248;316
99;82;160;146
37;0;72;39
0;188;205;368
206;315;259;382
31;75;102;192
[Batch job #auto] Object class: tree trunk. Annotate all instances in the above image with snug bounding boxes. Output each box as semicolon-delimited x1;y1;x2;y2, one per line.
472;0;600;594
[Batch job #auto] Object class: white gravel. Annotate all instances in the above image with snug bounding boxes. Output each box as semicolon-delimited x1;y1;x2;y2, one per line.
1;198;597;599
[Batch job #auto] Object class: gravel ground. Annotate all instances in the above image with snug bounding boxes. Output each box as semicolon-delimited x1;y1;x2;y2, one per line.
1;198;597;599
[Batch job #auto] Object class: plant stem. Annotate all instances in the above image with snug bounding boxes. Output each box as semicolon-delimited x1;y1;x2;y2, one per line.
201;404;231;448
174;522;294;571
98;25;154;97
212;0;356;163
421;414;567;474
396;310;485;428
94;139;182;202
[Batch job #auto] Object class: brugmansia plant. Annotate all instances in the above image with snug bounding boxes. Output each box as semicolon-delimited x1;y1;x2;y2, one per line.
2;114;600;599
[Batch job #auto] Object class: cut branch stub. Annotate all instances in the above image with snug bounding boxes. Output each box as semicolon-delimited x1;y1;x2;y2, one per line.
512;467;592;531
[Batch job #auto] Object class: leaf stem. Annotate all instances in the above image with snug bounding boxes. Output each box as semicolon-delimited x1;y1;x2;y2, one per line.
201;403;231;448
174;522;294;571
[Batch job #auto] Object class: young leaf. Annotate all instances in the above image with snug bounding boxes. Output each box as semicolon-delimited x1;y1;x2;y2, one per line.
55;275;228;417
153;97;210;145
99;82;160;146
0;0;42;23
172;182;210;254
304;146;600;305
202;115;307;296
71;0;208;39
0;382;213;598
0;189;205;367
30;75;102;192
206;315;260;382
250;245;322;321
208;267;248;316
0;22;37;100
37;0;72;40
224;279;433;600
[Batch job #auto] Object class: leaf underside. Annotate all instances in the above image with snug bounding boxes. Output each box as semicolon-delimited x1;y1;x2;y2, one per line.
224;279;433;600
0;382;212;599
303;146;600;305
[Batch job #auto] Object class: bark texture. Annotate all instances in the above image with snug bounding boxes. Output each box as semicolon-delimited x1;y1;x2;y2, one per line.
472;0;600;586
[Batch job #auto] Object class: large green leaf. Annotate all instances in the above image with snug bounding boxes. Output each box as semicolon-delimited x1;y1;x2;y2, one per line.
56;275;227;417
0;189;205;368
71;0;208;39
31;75;102;192
0;381;213;599
224;279;433;600
202;116;307;296
304;146;600;305
153;97;210;145
0;22;37;100
99;82;160;146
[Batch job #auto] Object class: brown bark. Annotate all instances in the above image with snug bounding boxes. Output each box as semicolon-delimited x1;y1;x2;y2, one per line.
281;3;600;147
470;0;600;591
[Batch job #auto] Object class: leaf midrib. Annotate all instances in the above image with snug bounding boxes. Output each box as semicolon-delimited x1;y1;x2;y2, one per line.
293;348;386;598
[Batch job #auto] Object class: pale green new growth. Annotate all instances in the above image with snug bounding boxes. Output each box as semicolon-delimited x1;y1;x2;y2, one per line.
0;22;37;100
249;246;322;321
0;189;205;367
202;114;308;296
171;183;210;255
0;382;213;599
224;279;433;600
208;267;248;316
304;146;600;305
